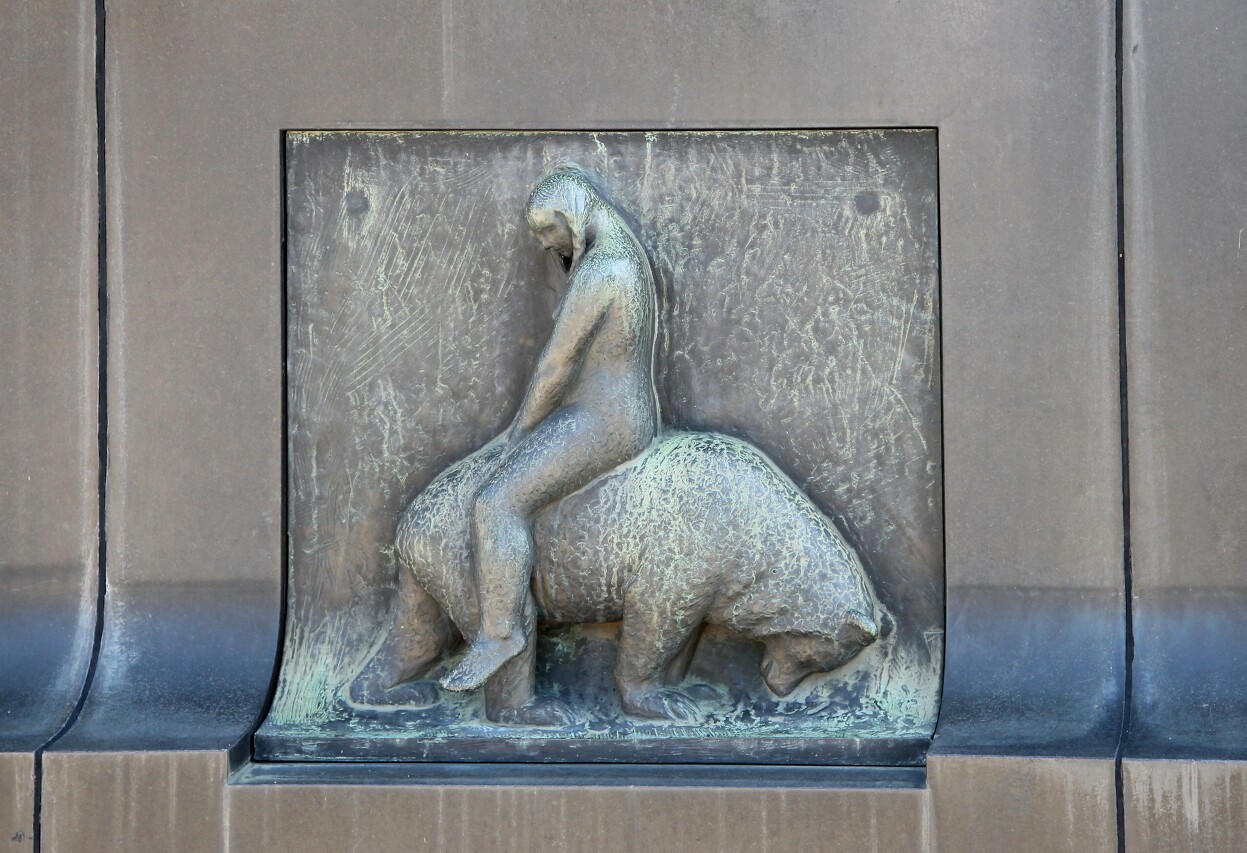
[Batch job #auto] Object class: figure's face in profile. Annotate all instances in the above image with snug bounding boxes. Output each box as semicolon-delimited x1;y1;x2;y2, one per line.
527;208;575;260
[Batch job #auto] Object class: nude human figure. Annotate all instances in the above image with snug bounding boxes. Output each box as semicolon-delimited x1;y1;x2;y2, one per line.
439;165;660;691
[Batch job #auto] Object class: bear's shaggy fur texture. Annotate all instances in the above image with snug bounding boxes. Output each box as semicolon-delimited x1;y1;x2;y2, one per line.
351;431;887;724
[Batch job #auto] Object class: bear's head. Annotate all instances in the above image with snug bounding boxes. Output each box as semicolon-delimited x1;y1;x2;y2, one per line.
723;516;890;696
707;497;894;696
759;609;883;696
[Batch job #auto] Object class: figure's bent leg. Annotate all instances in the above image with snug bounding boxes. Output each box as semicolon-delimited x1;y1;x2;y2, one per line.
441;406;616;692
439;483;533;691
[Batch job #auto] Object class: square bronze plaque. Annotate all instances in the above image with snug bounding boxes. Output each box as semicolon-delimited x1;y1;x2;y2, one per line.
256;130;942;764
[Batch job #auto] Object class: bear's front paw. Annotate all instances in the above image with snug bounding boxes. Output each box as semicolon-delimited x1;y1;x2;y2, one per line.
491;697;575;728
620;685;700;723
347;671;439;708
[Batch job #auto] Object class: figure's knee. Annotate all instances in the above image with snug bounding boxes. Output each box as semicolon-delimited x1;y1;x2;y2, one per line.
471;481;526;549
472;480;509;530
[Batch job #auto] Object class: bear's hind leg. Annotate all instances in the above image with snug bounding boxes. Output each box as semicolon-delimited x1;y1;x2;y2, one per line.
348;570;456;707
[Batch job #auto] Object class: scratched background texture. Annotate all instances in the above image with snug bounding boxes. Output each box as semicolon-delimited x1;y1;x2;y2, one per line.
259;131;943;762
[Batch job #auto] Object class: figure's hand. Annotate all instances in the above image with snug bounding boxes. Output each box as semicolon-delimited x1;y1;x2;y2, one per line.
504;421;528;450
493;422;525;470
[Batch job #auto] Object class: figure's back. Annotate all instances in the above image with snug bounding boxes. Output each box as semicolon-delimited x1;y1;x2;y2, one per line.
559;216;659;436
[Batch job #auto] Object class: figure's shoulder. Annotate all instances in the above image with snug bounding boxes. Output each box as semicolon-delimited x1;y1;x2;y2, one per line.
578;242;651;292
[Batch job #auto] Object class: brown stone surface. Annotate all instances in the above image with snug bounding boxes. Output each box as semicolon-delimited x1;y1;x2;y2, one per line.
929;755;1118;853
44;0;1125;846
228;778;927;853
0;3;98;848
0;1;98;583
1124;0;1247;594
0;0;99;748
1119;0;1247;834
0;754;34;853
1124;759;1247;852
1122;0;1247;775
41;751;229;853
39;751;1135;852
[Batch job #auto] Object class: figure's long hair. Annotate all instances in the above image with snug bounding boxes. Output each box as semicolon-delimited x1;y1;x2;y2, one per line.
525;164;607;259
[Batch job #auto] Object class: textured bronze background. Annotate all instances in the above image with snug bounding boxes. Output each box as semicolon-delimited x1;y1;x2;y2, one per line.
257;130;942;762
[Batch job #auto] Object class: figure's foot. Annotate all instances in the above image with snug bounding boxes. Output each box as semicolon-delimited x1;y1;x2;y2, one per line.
440;634;526;691
490;697;575;728
619;683;700;723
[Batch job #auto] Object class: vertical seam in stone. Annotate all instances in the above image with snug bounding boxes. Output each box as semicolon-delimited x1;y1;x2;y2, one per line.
927;128;947;767
1113;0;1136;851
31;1;110;850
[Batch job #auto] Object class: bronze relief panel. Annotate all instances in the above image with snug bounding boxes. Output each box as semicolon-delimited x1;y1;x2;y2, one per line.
256;130;942;763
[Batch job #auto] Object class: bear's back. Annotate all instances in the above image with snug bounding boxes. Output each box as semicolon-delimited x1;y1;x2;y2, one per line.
396;430;849;632
530;431;810;622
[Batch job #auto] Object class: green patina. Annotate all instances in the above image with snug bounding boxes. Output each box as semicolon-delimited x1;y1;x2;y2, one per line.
257;129;942;763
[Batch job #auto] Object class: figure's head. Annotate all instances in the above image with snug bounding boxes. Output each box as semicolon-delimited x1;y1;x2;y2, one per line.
759;611;882;696
525;165;603;261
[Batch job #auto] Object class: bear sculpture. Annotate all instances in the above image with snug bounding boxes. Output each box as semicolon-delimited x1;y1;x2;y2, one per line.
350;431;890;725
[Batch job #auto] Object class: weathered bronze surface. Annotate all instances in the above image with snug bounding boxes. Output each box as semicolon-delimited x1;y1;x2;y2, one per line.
256;131;943;763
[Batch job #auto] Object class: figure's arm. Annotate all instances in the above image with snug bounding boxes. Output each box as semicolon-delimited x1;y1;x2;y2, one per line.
510;278;612;437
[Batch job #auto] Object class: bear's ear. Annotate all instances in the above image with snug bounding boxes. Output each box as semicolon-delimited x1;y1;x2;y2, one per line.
843;611;879;646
